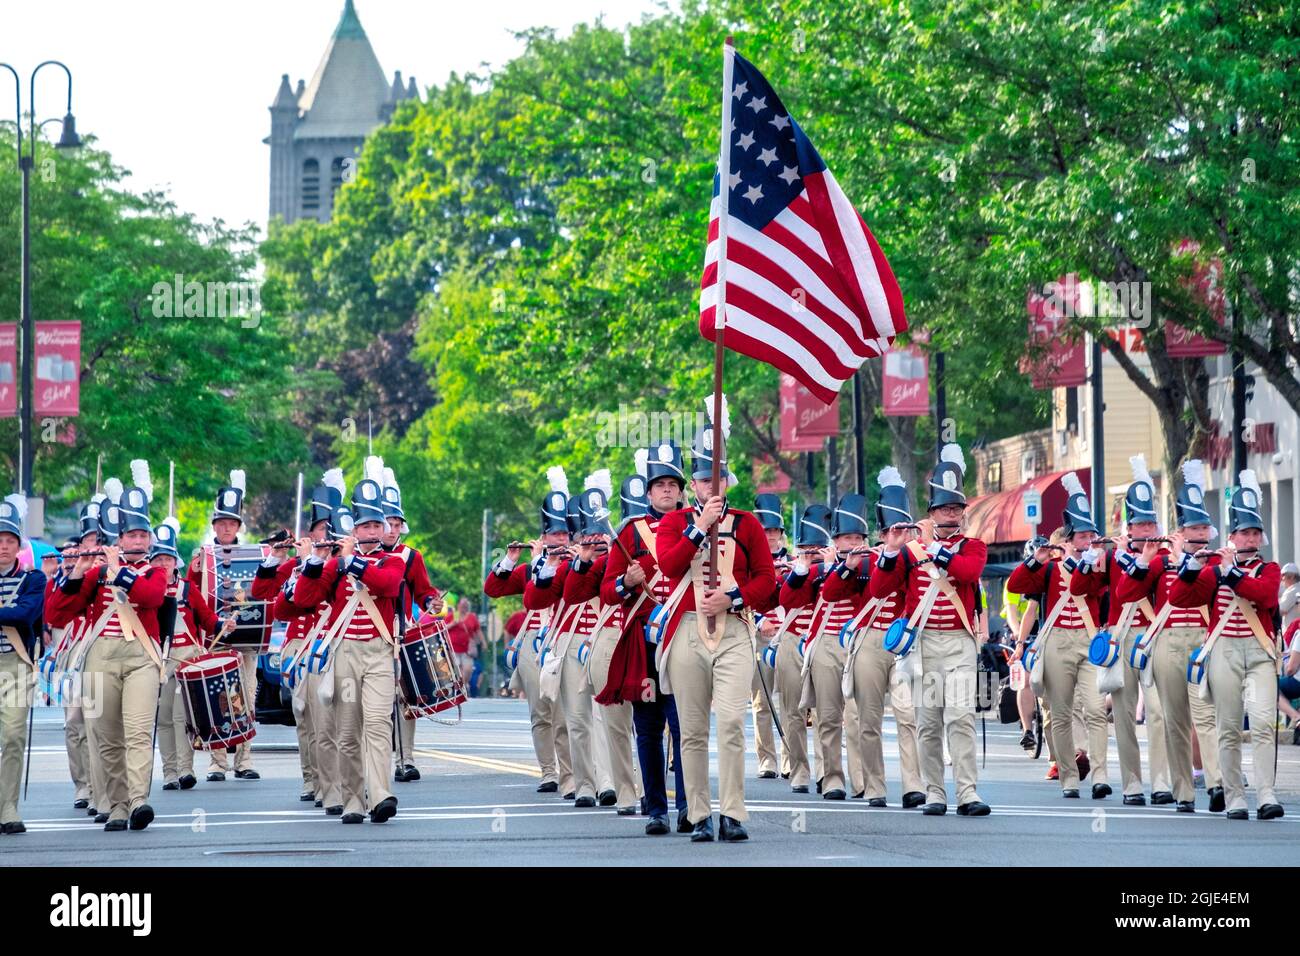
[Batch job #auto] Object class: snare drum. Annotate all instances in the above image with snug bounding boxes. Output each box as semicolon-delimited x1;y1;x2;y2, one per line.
176;651;256;752
397;617;467;718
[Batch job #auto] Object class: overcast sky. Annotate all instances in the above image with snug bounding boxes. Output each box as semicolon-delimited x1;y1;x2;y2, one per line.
4;0;665;232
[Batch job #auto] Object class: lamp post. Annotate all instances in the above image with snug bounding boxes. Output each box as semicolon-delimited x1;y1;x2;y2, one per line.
0;60;81;497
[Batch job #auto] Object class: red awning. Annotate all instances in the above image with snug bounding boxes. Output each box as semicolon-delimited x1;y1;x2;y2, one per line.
963;468;1091;546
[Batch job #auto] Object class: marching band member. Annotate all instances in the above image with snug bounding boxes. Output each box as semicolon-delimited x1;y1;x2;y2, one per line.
598;441;690;835
1008;473;1109;799
822;468;925;808
872;444;990;816
188;470;260;782
292;459;405;824
749;493;785;779
485;467;572;796
1091;456;1171;805
152;516;228;792
0;494;45;835
48;462;166;831
781;492;871;801
770;505;829;794
1170;469;1283;821
655;403;777;842
1116;459;1224;811
378;464;443;784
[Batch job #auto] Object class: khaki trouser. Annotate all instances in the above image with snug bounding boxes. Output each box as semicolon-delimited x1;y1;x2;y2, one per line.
307;670;341;808
668;613;754;823
0;652;34;824
590;627;637;807
773;637;812;786
1042;697;1087;763
751;652;778;775
293;681;318;795
516;628;572;791
1207;637;1278;812
914;629;982;806
82;638;161;822
1153;626;1222;802
808;634;865;793
158;642;205;783
557;637;596;800
64;704;92;802
844;695;864;794
1042;628;1108;790
853;627;923;800
396;714;416;771
335;637;396;816
1108;630;1170;796
207;650;256;774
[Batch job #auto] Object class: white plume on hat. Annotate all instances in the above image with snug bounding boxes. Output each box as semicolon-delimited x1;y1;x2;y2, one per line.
104;477;124;505
584;469;613;500
878;466;904;489
90;492;107;507
634;448;649;479
322;468;346;496
130;459;153;502
1238;469;1261;496
229;469;246;493
703;392;731;441
1061;471;1085;497
1129;454;1153;485
1181;459;1206;490
546;466;569;497
3;493;26;522
939;443;966;473
382;466;399;492
363;455;384;485
161;515;181;536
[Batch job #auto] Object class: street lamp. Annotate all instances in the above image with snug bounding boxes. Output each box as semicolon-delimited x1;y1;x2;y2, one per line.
0;60;81;498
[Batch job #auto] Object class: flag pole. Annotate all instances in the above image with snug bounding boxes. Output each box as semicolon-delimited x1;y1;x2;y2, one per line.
707;36;736;638
167;460;174;516
293;471;303;540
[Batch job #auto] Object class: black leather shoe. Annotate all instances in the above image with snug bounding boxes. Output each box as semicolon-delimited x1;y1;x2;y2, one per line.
73;798;89;809
690;817;714;842
394;766;410;783
677;808;692;833
902;791;926;809
781;772;790;780
179;775;197;791
758;770;777;779
1150;790;1174;805
87;807;98;817
1092;783;1112;799
104;819;127;832
1226;809;1248;820
645;815;669;835
815;777;823;794
563;791;576;801
616;806;638;816
957;801;991;816
1207;787;1226;813
207;772;226;782
1062;789;1080;798
867;797;887;808
921;803;946;816
574;795;597;808
1176;800;1195;813
299;792;315;802
1;821;26;834
1258;803;1284;820
162;782;178;791
94;812;109;824
719;815;748;842
1123;794;1146;806
791;785;809;794
852;791;865;799
234;769;260;780
341;813;365;824
129;805;154;831
314;799;323;808
597;789;617;807
325;805;344;816
369;796;398;823
536;781;558;793
823;788;846;801
403;765;420;781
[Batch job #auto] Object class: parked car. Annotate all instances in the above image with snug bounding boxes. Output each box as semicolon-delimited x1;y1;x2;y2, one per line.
255;622;295;727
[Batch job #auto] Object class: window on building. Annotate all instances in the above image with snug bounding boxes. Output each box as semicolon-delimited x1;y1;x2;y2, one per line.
330;157;346;198
987;461;1002;492
301;159;320;214
1065;387;1079;433
1021;451;1040;482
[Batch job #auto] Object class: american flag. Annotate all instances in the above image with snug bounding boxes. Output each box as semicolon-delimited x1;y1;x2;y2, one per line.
700;49;908;404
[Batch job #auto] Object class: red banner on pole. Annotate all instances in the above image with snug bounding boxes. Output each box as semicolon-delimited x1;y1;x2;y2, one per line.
34;321;81;416
0;324;14;418
1167;240;1227;358
1022;277;1088;388
753;454;793;494
779;374;835;451
882;345;930;416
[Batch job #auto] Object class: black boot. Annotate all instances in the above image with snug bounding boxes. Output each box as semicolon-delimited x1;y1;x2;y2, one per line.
718;816;748;842
690;817;714;843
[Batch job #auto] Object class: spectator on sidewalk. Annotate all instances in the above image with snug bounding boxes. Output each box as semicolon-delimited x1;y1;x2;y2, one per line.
1280;563;1300;630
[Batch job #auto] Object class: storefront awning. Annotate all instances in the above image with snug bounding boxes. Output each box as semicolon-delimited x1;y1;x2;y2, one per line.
963;467;1091;546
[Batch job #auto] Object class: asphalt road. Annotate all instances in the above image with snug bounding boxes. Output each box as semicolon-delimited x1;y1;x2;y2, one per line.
4;698;1297;866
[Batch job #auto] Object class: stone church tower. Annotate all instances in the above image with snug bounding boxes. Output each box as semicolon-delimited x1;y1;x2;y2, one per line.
266;0;418;224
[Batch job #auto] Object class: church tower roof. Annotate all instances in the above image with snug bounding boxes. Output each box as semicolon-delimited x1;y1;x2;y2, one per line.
294;0;390;141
